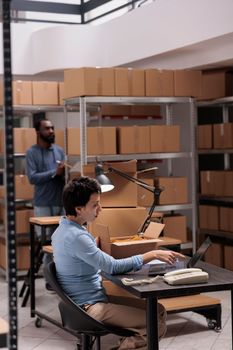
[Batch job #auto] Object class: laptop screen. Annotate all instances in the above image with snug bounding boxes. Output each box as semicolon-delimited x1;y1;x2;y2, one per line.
187;236;212;268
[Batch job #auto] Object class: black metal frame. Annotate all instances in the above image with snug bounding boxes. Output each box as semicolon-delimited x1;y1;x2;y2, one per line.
10;0;142;24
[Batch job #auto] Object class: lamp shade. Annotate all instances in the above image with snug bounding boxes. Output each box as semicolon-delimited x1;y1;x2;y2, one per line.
95;164;114;193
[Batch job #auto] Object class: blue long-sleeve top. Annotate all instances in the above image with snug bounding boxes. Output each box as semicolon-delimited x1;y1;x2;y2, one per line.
26;144;65;206
52;217;143;305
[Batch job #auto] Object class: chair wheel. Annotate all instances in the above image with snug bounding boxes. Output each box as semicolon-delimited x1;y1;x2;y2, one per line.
207;319;221;332
35;317;42;328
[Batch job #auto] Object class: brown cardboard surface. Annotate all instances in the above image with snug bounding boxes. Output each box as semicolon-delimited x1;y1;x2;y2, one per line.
13;128;36;153
87;127;116;155
32;81;59;105
114;68;130;96
117;126;150;154
84;160;138;207
137;178;154;207
90;207;147;237
58;82;64;105
224;245;233;270
163;215;187;242
174;70;202;97
155;177;188;204
199;205;219;230
55;129;65;149
94;223;159;258
150;125;180;152
145;69;174;97
197;125;212;149
15;175;33;200
205;242;223;267
200;70;233;100
64;67;99;98
0;239;30;270
13;81;32;105
128;69;145;96
213;123;233;149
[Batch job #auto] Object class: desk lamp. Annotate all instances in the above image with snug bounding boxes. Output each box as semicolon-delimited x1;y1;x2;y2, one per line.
95;163;163;234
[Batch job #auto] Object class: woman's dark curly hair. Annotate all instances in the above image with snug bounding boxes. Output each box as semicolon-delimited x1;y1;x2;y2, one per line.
62;176;101;216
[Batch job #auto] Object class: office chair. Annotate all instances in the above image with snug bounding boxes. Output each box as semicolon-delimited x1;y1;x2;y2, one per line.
44;261;135;350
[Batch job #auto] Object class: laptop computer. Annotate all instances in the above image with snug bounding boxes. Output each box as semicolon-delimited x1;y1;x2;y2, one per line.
148;236;212;276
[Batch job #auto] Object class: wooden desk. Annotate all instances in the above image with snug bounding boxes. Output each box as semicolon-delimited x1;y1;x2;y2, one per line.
103;260;233;350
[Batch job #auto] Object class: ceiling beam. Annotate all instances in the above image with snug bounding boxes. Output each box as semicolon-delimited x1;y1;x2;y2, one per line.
11;0;81;15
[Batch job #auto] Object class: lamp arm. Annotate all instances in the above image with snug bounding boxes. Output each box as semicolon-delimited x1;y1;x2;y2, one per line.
108;166;155;193
138;196;158;234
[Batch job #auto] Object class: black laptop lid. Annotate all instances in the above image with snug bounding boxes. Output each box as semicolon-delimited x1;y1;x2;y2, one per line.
187;236;212;268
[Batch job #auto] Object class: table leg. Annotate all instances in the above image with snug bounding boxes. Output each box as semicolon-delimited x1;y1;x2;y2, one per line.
30;223;35;317
146;297;159;350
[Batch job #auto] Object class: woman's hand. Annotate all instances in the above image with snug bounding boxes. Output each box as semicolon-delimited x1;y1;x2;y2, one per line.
143;250;185;265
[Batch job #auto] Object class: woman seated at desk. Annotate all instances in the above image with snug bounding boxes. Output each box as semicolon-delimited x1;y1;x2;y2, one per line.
52;176;184;349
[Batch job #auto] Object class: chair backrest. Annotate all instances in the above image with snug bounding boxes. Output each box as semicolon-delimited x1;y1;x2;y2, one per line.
44;261;134;337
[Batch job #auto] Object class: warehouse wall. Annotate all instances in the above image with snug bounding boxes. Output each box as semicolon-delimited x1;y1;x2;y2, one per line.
0;0;233;77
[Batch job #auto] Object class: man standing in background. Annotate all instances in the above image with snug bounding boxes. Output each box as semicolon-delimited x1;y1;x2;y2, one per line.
26;118;65;291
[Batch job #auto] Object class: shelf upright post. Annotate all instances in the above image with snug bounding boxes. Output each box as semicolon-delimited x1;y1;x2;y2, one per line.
79;96;87;175
165;103;173;176
222;104;230;170
2;0;18;349
190;98;197;253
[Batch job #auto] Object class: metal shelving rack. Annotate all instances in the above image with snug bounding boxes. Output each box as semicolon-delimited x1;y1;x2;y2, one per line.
64;96;197;251
197;96;233;242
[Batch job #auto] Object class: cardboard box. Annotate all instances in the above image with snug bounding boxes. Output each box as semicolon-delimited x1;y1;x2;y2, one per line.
130;105;161;116
0;186;5;199
83;160;138;207
117;126;150;154
64;67;115;98
100;104;161;117
199;205;219;230
16;208;34;234
3;207;34;234
174;70;202;97
58;82;64;105
197;125;212;149
205;242;223;267
213;123;233;149
155;177;188;204
32;81;59;105
55;129;65;149
145;69;174;97
200;70;233;100
220;207;233;233
137;178;154;207
88;127;116;155
67;127;116;156
13;81;32;105
150;125;180;152
0;236;30;270
163;215;187;242
90;207;148;237
13;128;36;153
100;104;131;116
200;171;225;196
224;245;233;270
15;175;34;200
94;220;164;258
